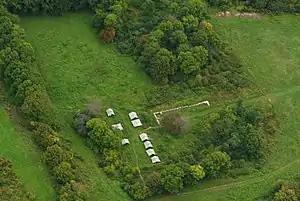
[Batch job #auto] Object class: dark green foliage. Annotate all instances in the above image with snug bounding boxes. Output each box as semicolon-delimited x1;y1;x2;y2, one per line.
124;181;150;200
0;6;85;199
160;164;185;193
89;0;247;91
200;101;277;170
202;151;230;178
74;111;94;137
0;157;36;201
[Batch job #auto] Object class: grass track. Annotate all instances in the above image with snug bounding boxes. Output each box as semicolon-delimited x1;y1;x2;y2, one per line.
0;106;55;201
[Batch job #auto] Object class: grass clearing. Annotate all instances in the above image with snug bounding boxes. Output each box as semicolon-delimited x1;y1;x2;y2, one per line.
21;13;300;201
0;106;55;201
21;12;153;201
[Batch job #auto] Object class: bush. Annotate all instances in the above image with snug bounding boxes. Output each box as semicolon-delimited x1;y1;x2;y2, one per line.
124;181;150;200
0;157;36;201
160;164;185;193
161;112;186;134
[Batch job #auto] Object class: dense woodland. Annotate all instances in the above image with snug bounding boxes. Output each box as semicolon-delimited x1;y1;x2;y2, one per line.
0;0;296;200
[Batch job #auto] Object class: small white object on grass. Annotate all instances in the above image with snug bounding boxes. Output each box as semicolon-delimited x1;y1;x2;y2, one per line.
144;141;153;149
106;108;115;117
151;156;161;163
139;133;149;142
146;149;156;157
131;119;142;127
129;112;138;120
121;138;130;145
111;123;124;131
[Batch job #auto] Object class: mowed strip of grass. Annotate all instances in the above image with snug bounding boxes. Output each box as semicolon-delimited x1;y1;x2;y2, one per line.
0;106;55;201
149;15;300;201
21;12;154;201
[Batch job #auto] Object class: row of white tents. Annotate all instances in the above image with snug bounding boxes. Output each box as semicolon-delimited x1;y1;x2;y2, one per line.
139;133;161;164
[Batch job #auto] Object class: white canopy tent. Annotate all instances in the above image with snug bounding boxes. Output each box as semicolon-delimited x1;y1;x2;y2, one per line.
144;141;153;149
146;149;156;157
131;119;142;127
128;112;138;120
111;123;124;131
121;138;130;145
151;156;161;163
106;108;115;117
139;133;149;142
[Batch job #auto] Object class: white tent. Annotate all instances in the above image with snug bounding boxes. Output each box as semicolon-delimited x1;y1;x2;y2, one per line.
139;133;149;142
144;141;153;149
111;123;124;131
106;108;115;117
128;112;138;120
151;156;161;163
121;138;130;145
146;149;156;157
131;119;142;127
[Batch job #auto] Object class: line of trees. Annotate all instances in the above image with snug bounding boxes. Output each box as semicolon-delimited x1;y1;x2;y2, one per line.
0;157;36;201
0;5;86;200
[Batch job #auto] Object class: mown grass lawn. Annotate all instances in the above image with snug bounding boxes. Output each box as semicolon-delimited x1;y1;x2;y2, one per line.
0;106;55;201
21;12;300;201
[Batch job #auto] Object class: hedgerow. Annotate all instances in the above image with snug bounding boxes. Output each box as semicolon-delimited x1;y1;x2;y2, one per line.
0;5;86;200
0;157;36;201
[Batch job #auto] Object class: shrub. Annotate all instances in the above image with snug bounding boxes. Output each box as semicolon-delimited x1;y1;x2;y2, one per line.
124;181;150;200
160;164;185;193
161;112;186;134
53;161;76;184
100;27;116;43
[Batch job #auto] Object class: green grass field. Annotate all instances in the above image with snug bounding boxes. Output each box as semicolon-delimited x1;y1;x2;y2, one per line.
149;15;300;201
0;106;55;201
21;13;300;201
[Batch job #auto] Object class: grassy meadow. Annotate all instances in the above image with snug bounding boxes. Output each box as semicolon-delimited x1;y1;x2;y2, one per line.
20;13;300;201
0;106;55;201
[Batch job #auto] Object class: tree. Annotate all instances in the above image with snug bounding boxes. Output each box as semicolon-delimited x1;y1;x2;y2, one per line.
124;181;150;200
167;30;188;51
104;13;118;27
100;27;116;43
202;151;230;178
161;112;186;134
148;48;176;83
182;15;199;34
186;0;207;20
161;164;185;193
177;46;208;74
42;145;74;168
189;165;205;181
145;171;163;195
53;161;75;184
